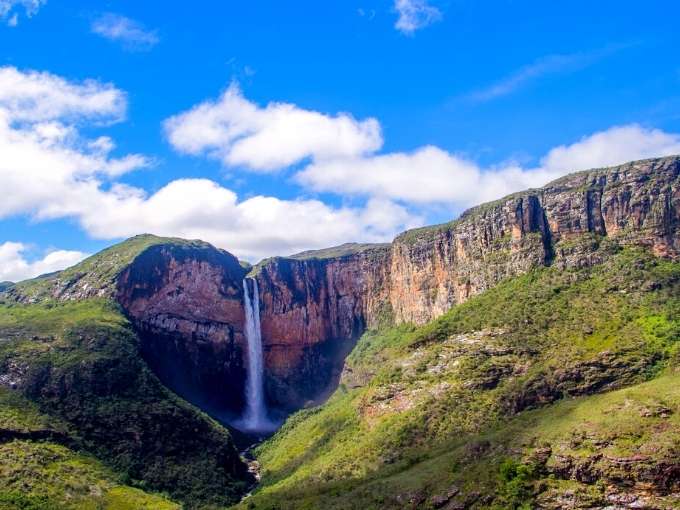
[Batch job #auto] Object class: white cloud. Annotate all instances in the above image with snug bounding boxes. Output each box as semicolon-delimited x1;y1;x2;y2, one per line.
72;180;420;260
0;0;45;26
0;67;416;261
0;242;88;282
539;124;680;173
296;124;680;208
298;146;479;204
91;13;159;51
394;0;441;35
0;66;149;220
164;83;382;172
0;66;126;123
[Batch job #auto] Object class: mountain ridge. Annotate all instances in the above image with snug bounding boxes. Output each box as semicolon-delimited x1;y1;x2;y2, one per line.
3;155;679;417
1;154;679;508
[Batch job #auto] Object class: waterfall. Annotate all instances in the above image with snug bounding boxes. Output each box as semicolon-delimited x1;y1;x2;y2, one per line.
241;278;269;432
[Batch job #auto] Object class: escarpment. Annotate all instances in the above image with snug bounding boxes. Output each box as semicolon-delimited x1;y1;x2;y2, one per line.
384;155;680;324
115;243;249;416
113;242;392;415
5;156;678;424
253;245;391;410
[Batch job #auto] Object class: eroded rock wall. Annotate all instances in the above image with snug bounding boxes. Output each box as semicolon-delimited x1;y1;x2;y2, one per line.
386;156;680;324
108;156;679;417
255;246;390;410
116;243;248;415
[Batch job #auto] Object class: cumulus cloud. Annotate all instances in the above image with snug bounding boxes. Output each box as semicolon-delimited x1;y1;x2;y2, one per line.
91;13;159;51
73;180;420;260
0;67;150;221
296;124;680;208
0;66;126;123
0;242;88;282
0;0;45;26
539;124;680;173
394;0;441;35
0;67;417;261
164;83;382;172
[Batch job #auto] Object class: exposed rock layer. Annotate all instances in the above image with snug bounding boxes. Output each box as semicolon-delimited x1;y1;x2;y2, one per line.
383;156;680;324
254;247;390;409
116;243;249;414
9;156;678;418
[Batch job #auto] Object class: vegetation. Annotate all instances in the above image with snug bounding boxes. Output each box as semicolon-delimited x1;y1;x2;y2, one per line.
233;248;680;509
288;243;391;261
247;243;391;279
0;440;179;510
0;299;250;508
9;234;216;302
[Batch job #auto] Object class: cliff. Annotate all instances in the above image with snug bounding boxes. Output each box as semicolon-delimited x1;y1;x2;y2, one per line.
383;155;679;324
116;242;249;415
238;246;680;510
249;156;678;410
254;155;679;372
253;244;390;410
4;156;678;422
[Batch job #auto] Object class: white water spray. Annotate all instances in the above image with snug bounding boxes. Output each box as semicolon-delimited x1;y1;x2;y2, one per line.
241;278;269;432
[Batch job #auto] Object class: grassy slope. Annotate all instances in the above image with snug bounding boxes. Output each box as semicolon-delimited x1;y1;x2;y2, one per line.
9;234;214;302
0;384;178;509
247;243;390;278
0;298;249;508
0;352;178;509
235;248;680;509
288;243;391;261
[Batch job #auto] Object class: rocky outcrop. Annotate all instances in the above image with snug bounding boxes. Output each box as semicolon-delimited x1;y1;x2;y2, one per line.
8;157;678;423
116;243;249;416
254;245;390;410
383;155;680;324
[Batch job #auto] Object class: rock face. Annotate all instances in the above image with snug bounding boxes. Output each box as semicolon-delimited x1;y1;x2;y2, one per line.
111;242;391;415
116;243;249;416
381;155;680;324
248;156;679;412
13;156;676;421
254;246;390;410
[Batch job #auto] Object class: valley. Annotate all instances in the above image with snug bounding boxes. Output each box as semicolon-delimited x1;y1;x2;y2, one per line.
0;155;679;508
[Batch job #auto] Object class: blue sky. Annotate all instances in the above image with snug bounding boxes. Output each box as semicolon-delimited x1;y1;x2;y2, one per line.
1;0;679;280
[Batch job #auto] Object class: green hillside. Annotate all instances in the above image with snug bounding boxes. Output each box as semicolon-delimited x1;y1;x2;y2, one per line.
8;234;214;303
235;247;680;509
0;376;178;508
0;296;250;508
288;243;391;261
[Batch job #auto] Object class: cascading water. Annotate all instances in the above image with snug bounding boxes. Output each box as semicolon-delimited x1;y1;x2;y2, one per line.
240;278;270;432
